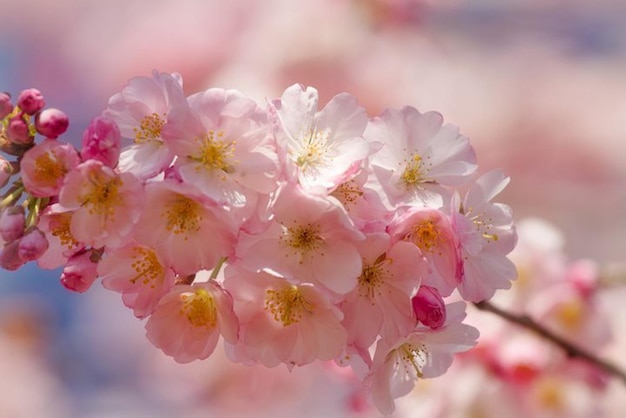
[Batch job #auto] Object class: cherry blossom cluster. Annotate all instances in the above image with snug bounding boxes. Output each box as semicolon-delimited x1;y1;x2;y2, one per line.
0;71;517;414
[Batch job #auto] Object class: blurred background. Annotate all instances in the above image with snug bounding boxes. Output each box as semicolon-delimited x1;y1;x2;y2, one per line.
1;0;625;416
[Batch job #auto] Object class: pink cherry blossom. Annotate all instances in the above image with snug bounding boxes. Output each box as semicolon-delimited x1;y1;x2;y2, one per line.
36;205;84;269
452;170;517;302
60;249;100;293
411;285;446;330
366;106;477;208
387;206;460;296
16;88;45;115
99;243;176;319
58;159;143;248
340;232;423;350
80;116;121;168
366;302;479;415
236;183;364;295
145;281;239;363
272;84;371;190
17;228;48;262
224;265;347;369
0;206;25;243
163;88;280;207
0;155;12;188
103;70;186;179
329;167;392;233
20;138;80;197
131;180;237;275
34;108;69;138
0;240;24;271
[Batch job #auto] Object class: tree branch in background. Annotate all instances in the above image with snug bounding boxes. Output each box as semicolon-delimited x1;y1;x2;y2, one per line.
473;300;626;385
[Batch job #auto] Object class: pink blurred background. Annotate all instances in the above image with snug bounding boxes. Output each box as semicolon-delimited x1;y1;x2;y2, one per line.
1;0;625;416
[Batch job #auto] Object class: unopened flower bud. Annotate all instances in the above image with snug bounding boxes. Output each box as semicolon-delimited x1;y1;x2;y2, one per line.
80;116;121;167
0;92;13;119
18;228;49;261
0;156;12;188
60;250;99;293
411;285;446;330
17;88;45;115
35;108;69;138
0;206;25;243
0;240;25;270
6;115;33;144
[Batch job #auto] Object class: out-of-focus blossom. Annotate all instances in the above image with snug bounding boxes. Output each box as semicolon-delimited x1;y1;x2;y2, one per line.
17;228;48;262
0;206;25;243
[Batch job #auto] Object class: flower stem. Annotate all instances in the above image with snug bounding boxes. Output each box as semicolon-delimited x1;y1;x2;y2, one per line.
209;257;228;280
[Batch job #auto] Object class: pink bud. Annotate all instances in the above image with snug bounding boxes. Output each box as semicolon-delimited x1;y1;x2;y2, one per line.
18;228;49;261
411;285;446;330
60;250;99;293
0;206;25;243
80;116;121;167
0;92;13;119
17;88;45;115
35;108;69;138
0;156;12;188
6;115;33;144
0;240;25;270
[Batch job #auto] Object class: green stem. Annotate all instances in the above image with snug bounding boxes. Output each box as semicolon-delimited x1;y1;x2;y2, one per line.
209;257;228;280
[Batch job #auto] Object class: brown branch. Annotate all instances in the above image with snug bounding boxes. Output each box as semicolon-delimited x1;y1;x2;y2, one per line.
473;300;626;384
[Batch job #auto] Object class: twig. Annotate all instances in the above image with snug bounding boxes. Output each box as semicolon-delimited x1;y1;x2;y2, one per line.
473;300;626;384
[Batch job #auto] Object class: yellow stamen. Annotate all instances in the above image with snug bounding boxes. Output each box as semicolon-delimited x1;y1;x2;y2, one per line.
409;219;440;253
331;180;363;208
265;285;313;326
133;113;166;144
33;151;66;187
79;172;123;217
163;195;202;238
191;130;236;176
180;288;217;328
129;246;163;288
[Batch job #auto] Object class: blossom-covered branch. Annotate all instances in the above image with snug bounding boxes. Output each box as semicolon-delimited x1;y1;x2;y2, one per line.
0;71;519;415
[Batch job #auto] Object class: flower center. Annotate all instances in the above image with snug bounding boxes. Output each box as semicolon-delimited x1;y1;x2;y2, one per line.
358;254;389;300
265;285;313;326
409;219;440;253
79;172;123;216
192;130;236;176
130;246;164;288
331;180;363;208
50;212;79;249
134;113;166;144
180;288;217;328
163;195;202;237
400;153;433;189
34;150;66;186
472;216;499;242
398;342;428;378
281;223;324;260
294;129;330;174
